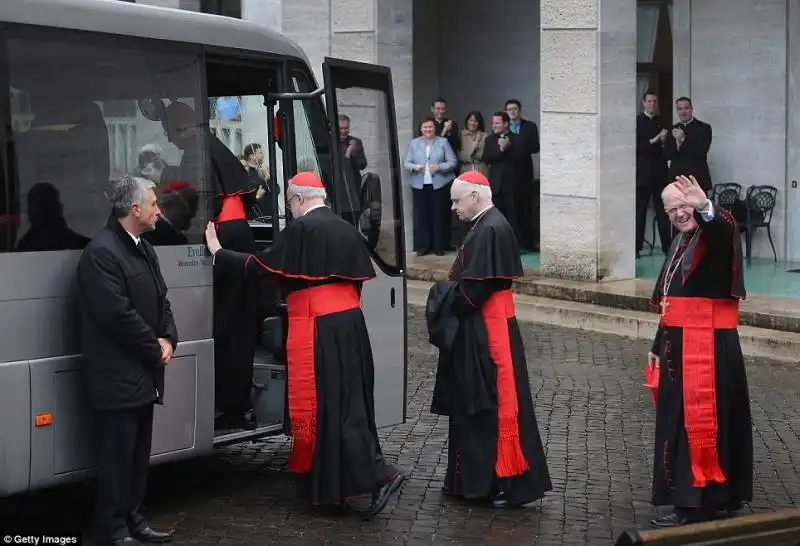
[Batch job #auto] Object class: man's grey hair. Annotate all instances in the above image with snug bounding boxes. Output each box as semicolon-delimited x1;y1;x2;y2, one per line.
288;182;327;200
107;175;156;218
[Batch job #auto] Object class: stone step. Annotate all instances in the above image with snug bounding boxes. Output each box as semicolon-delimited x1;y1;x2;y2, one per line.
406;260;800;334
406;280;800;364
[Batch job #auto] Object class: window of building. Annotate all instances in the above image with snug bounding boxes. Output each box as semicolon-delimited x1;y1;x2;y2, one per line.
201;0;241;18
2;26;208;252
636;1;673;116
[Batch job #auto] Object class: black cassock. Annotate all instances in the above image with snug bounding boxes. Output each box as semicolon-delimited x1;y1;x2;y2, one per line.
431;206;552;505
213;206;398;505
649;202;753;510
206;135;261;420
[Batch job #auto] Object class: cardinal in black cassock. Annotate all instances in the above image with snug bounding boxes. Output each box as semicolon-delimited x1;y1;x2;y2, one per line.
165;101;264;431
204;171;404;520
648;175;752;528
428;170;552;509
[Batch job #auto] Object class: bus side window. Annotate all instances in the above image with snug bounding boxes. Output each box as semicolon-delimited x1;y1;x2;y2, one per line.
3;28;208;252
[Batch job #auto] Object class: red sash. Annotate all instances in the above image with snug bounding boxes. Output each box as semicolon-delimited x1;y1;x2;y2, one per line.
215;195;246;223
285;282;361;473
481;289;529;478
660;296;738;488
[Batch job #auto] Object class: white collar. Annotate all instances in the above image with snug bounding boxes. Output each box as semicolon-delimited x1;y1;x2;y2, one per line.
125;228;140;246
302;203;327;216
471;204;493;222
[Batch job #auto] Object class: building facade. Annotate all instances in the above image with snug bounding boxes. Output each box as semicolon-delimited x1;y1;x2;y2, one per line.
130;0;800;281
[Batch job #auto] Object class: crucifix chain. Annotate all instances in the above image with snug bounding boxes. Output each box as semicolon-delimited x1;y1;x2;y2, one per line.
660;229;698;317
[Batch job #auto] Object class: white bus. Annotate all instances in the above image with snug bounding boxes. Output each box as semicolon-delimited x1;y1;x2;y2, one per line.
0;0;407;496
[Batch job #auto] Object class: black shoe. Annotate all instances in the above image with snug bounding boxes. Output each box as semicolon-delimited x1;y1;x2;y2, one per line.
416;250;430;257
361;472;405;521
215;412;256;431
489;491;523;510
434;251;445;256
132;526;174;543
650;511;688;528
651;507;713;528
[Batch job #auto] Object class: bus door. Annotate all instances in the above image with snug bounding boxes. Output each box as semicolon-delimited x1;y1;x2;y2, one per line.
263;59;407;430
321;58;407;428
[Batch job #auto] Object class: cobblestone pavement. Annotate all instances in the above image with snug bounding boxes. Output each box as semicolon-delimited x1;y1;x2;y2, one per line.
3;305;799;545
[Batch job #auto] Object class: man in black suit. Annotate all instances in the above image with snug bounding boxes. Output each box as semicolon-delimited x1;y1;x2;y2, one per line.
482;111;526;235
505;99;541;251
636;91;671;256
337;114;368;226
664;96;713;193
77;176;178;546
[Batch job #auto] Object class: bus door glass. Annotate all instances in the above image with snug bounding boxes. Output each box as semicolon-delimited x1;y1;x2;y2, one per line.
204;58;286;434
321;58;407;428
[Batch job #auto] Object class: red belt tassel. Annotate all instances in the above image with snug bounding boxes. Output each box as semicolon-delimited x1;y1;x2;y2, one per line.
481;289;529;478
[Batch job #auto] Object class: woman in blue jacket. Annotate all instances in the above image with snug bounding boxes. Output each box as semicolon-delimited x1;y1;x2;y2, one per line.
403;115;458;256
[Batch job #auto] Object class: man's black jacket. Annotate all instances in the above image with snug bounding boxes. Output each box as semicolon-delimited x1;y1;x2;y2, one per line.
77;217;178;410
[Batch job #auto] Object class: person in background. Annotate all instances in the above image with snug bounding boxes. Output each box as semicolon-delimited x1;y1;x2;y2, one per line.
204;171;405;520
403;115;458;257
77;176;177;546
337;114;368;226
635;91;671;257
482;111;526;236
648;175;752;527
429;98;460;250
505;99;540;252
664;97;713;193
458;111;489;178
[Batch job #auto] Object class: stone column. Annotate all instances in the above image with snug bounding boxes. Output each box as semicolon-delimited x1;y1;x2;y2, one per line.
539;0;636;281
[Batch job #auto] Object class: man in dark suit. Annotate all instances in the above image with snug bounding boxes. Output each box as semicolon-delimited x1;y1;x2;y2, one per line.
77;176;178;546
505;99;541;251
482;111;526;235
664;96;713;192
636;91;671;256
337;114;368;226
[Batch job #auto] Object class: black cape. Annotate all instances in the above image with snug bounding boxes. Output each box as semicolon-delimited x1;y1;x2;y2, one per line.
214;206;397;505
649;203;752;509
430;206;552;504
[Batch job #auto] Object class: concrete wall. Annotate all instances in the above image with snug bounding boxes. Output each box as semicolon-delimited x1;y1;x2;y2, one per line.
686;0;789;260
539;0;637;281
411;0;540;142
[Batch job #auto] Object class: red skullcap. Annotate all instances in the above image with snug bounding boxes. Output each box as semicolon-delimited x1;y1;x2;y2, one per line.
290;171;324;189
163;180;191;194
456;170;490;187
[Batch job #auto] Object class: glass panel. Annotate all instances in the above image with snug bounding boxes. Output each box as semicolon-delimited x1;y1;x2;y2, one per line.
329;83;400;271
5;29;207;252
637;2;661;63
208;93;280;225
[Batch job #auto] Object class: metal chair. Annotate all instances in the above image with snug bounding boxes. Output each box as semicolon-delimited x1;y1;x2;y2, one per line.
711;183;742;212
740;185;778;265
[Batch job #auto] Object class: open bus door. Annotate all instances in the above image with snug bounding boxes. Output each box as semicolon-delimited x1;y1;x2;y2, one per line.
321;58;407;428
